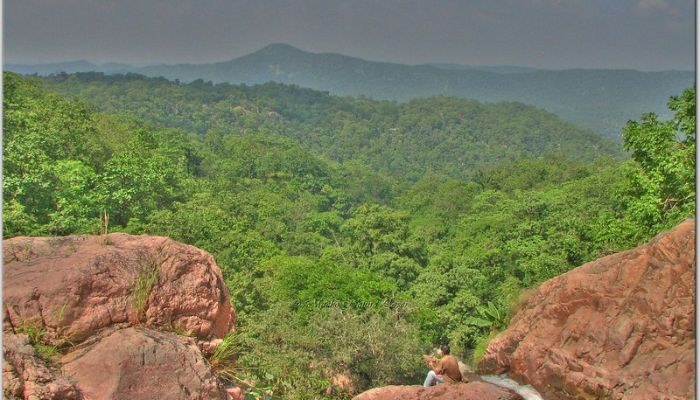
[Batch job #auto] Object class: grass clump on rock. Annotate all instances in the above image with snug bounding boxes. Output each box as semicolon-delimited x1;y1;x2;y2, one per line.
209;332;241;379
132;262;160;321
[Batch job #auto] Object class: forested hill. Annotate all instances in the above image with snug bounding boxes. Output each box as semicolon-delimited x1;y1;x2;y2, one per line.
8;44;693;139
4;71;695;399
35;72;620;183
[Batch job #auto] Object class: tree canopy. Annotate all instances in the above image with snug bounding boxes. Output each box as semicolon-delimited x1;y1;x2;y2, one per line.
3;71;694;399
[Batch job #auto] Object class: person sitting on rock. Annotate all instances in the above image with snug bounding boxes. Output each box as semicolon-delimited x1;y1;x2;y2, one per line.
422;350;443;386
423;344;462;386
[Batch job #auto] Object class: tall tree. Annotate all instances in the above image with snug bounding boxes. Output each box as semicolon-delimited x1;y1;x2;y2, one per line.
622;87;696;233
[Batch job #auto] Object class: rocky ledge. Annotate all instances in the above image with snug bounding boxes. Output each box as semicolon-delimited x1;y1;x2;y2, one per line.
478;220;695;399
352;381;524;400
3;233;238;400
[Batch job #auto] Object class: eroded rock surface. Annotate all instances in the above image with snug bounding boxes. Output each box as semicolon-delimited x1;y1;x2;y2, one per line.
3;233;235;344
353;381;524;400
61;327;228;400
3;234;237;400
479;220;696;400
3;333;80;400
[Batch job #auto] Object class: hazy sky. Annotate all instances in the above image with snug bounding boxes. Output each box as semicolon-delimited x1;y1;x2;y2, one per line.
4;0;696;70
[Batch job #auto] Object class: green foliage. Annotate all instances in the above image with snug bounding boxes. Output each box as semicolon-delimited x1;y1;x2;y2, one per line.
342;204;425;288
3;72;194;237
39;72;621;184
16;321;61;363
4;72;694;398
16;321;47;346
471;332;498;367
621;87;696;237
237;305;424;399
54;300;70;326
132;263;159;319
465;301;507;331
260;255;397;320
34;343;61;361
209;332;242;380
47;160;101;234
3;73;97;236
18;44;692;139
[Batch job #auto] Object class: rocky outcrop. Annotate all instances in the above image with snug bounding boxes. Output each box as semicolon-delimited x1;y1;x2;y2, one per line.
4;233;235;344
479;220;696;399
353;381;524;400
61;327;227;400
3;333;81;400
3;234;237;400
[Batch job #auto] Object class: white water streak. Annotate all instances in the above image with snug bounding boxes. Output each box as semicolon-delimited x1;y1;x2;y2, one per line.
480;375;544;400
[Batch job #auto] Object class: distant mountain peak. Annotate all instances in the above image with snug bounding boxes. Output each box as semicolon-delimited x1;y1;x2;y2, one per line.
256;43;307;55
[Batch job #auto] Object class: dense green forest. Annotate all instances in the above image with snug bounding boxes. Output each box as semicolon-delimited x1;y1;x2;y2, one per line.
9;43;693;139
3;71;695;399
37;72;619;184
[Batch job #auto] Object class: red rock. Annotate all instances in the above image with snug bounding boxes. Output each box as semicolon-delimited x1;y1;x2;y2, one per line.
3;234;235;345
61;327;228;400
352;381;524;400
3;333;80;400
478;220;696;399
226;387;243;400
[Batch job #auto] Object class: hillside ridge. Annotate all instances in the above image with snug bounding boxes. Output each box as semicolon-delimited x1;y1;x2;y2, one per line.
6;43;693;139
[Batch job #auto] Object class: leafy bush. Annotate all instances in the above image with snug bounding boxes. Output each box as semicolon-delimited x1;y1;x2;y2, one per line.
236;305;425;399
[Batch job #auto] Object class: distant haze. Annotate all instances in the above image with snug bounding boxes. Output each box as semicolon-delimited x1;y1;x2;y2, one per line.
7;43;693;141
4;0;695;71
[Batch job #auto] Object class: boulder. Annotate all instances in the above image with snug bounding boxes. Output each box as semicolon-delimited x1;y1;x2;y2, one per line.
61;327;228;400
3;333;80;400
3;233;235;344
352;381;524;400
3;234;238;400
479;220;696;399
